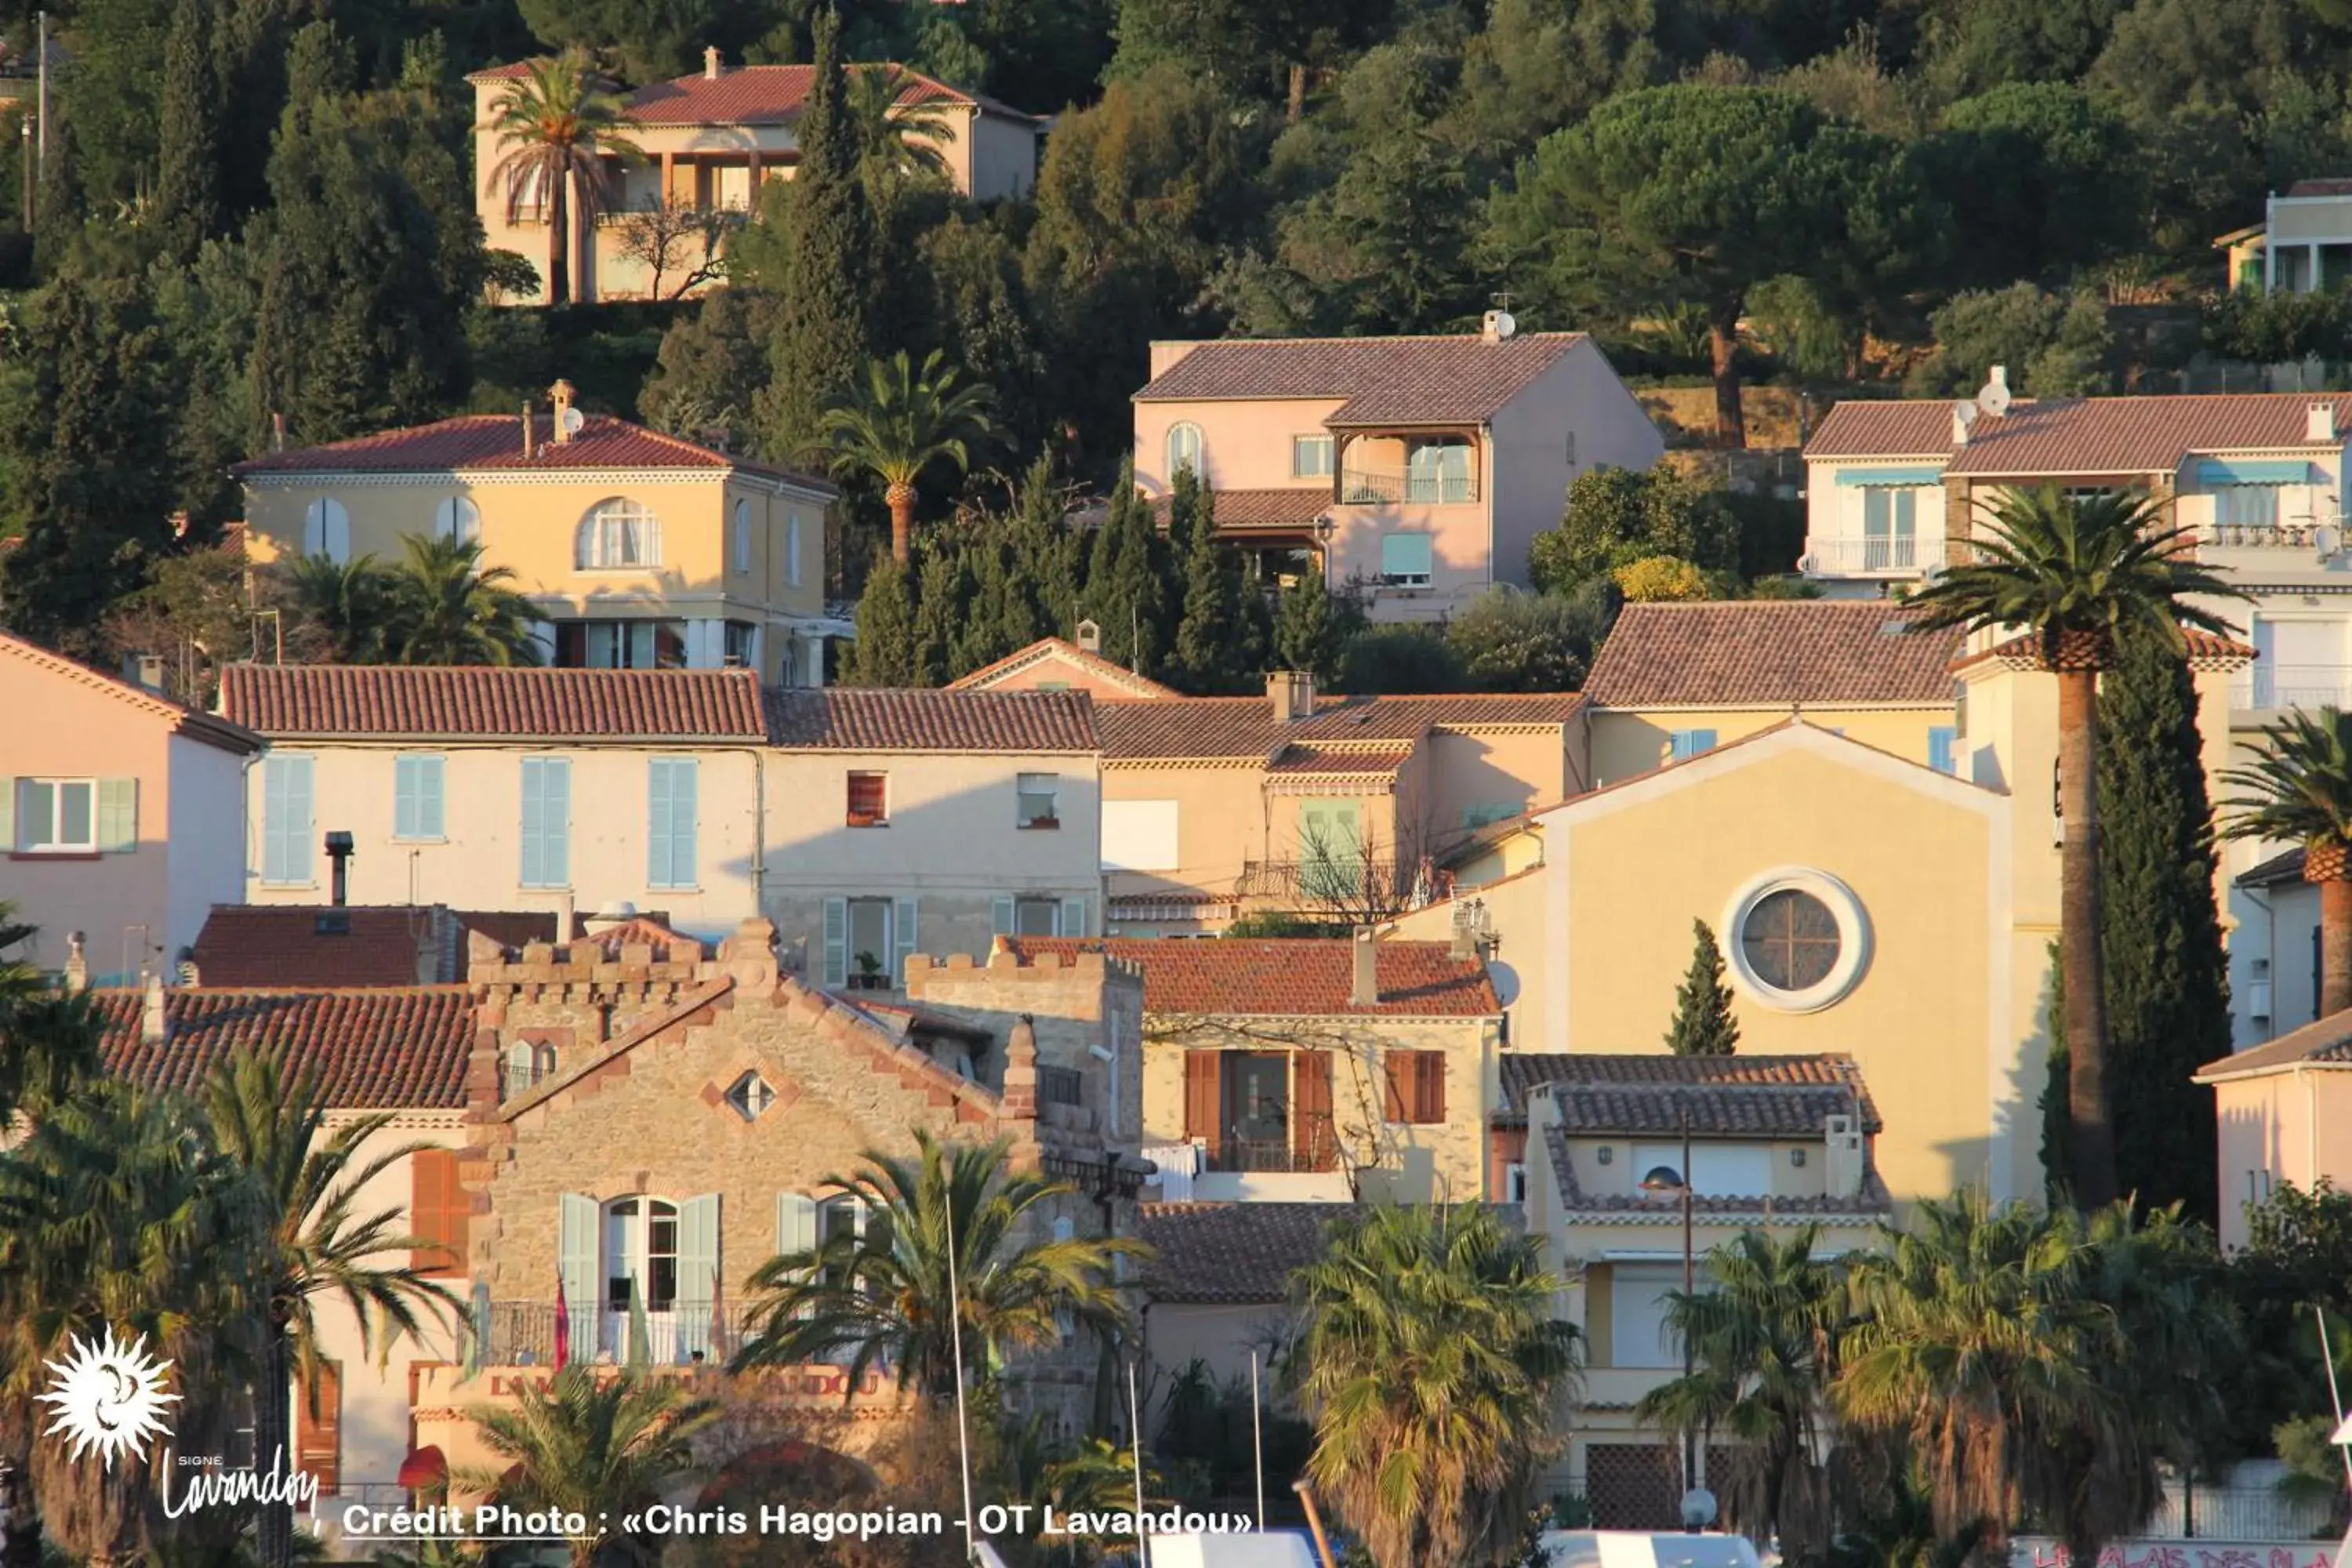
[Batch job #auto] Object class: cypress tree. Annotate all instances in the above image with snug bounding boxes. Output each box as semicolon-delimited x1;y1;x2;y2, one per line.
2093;622;2227;1221
155;0;223;263
911;548;969;686
763;5;878;463
1664;919;1741;1055
848;555;920;685
1276;562;1341;682
2039;938;2071;1205
1082;460;1168;676
1008;453;1080;638
1173;486;1241;693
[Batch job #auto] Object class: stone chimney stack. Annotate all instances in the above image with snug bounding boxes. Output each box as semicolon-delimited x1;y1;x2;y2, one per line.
2311;402;2337;443
1350;927;1378;1008
1002;1015;1039;1121
140;969;168;1044
550;379;578;443
521;401;535;459
1269;669;1316;724
704;45;722;79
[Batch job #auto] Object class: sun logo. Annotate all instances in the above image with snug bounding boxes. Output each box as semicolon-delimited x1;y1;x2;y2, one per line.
37;1327;180;1470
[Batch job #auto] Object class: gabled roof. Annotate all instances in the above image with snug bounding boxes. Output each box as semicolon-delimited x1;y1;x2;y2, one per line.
764;688;1098;753
191;906;457;987
2237;846;2310;888
1583;603;1961;709
1807;393;2352;477
948;637;1179;699
1145;488;1333;533
1;633;263;753
1134;333;1588;426
1097;691;1580;761
1957;626;2256;673
1497;1052;1882;1133
1136;1201;1356;1304
230;412;835;492
91;986;475;1108
1004;937;1499;1018
219;664;770;740
2193;1014;2352;1082
467;60;1031;125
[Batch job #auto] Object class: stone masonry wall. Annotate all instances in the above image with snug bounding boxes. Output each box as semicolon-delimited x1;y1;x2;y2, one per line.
904;948;1145;1153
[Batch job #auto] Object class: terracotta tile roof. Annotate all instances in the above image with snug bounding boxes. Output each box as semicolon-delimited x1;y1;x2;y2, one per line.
1807;393;2352;477
619;62;992;127
1146;488;1333;532
1005;937;1500;1018
1962;626;2256;672
765;688;1097;752
1538;1120;1893;1220
191;906;460;987
2194;1014;2352;1080
1098;691;1579;760
2;632;263;753
2288;179;2352;198
1497;1052;1881;1132
1265;743;1415;776
1136;1201;1357;1303
230;412;835;492
1583;603;1961;709
1134;334;1586;425
2236;846;2310;887
90;986;475;1108
947;637;1179;699
219;664;769;739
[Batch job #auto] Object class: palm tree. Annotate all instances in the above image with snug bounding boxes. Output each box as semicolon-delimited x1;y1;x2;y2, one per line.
0;904;100;1124
820;349;996;564
1637;1226;1848;1561
201;1051;459;1568
733;1131;1146;1397
463;1367;717;1568
282;553;396;663
2223;706;2352;1017
844;66;956;183
1289;1203;1579;1568
485;51;646;307
1907;485;2238;1209
385;534;545;666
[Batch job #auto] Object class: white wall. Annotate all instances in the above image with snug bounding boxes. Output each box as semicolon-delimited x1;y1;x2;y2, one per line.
1487;337;1667;592
165;735;251;961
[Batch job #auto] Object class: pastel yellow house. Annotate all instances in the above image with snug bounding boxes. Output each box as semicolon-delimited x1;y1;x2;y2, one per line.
232;383;839;688
2194;1014;2352;1250
1132;325;1664;622
467;54;1046;305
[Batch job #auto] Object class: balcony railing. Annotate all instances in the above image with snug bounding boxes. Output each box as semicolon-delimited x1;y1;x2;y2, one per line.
1204;1131;1339;1174
1339;466;1478;505
2196;521;2342;552
1800;533;1947;575
2233;663;2352;710
473;1300;764;1368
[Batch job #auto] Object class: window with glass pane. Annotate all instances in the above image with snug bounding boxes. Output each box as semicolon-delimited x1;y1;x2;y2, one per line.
1014;898;1060;935
577;499;662;568
1740;889;1842;991
16;779;95;851
1017;772;1059;827
1166;423;1203;478
1862;488;1917;570
1381;532;1434;586
2216;485;2280;528
847;771;888;826
1406;441;1473;503
1292;436;1334;477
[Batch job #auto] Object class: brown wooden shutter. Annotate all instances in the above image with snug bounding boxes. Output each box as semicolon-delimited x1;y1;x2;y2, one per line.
409;1149;468;1277
1418;1052;1446;1125
1294;1050;1335;1171
1184;1051;1221;1153
1383;1051;1410;1123
295;1360;341;1494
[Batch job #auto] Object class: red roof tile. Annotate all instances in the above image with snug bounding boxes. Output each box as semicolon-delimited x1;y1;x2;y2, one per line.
1497;1052;1880;1132
91;987;475;1108
1135;334;1587;425
1583;602;1961;708
1005;937;1500;1018
1963;626;2256;672
191;906;458;987
1146;488;1332;533
2;632;263;753
1265;743;1415;776
621;63;985;127
1098;691;1579;760
1808;393;2352;477
220;664;769;739
231;412;835;492
947;637;1179;699
1135;1202;1356;1304
765;688;1097;752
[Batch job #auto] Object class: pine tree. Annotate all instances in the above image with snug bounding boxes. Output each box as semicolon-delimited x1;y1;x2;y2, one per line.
1081;462;1168;677
1664;919;1740;1055
1276;562;1341;682
1172;485;1242;693
762;5;879;464
154;0;224;263
848;555;920;686
2092;622;2227;1221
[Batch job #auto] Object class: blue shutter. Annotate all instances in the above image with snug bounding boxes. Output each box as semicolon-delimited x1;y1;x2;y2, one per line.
1381;532;1434;581
893;897;918;982
647;758;699;889
1060;897;1087;938
421;759;444;838
521;758;570;888
992;896;1016;937
396;756;443;839
557;1193;598;1323
520;760;545;887
264;755;312;884
1668;730;1717;761
1929;726;1958;775
672;760;697;887
0;777;13;851
1833;467;1945;487
677;1193;720;1357
648;760;673;888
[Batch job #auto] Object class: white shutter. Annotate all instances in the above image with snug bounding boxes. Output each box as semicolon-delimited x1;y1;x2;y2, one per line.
557;1193;599;1319
821;897;848;987
96;779;137;853
677;1193;720;1320
892;898;917;982
991;897;1016;938
648;760;673;889
775;1192;818;1265
1059;897;1087;938
520;760;546;887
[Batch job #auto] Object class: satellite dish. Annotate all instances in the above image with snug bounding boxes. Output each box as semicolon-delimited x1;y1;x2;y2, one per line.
1975;365;2013;419
1952;401;1979;430
559;405;586;437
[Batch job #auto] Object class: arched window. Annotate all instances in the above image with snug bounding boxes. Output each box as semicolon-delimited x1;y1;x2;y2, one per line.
434;496;481;545
731;499;752;575
576;499;661;569
303;498;350;564
1165;422;1203;481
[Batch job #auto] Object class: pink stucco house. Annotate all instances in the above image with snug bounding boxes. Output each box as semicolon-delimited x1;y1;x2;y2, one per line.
1131;322;1664;622
0;633;260;983
2196;1014;2352;1249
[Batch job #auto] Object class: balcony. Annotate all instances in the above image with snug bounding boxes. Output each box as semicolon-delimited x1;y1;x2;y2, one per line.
2197;521;2338;552
472;1299;764;1368
1339;466;1479;506
1799;533;1947;577
1204;1133;1338;1174
2231;662;2352;710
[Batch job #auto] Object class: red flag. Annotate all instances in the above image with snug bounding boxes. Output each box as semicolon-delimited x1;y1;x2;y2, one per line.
553;1269;571;1372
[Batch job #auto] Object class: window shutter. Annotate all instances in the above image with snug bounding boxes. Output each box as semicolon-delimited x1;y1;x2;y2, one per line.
409;1149;468;1276
294;1361;342;1495
396;758;419;839
991;897;1016;938
677;1193;720;1334
1418;1052;1446;1124
648;760;673;888
96;779;137;853
557;1193;598;1319
520;760;544;887
776;1192;818;1287
544;760;571;887
1384;1051;1410;1123
264;757;313;884
420;759;444;837
1059;897;1087;938
0;778;13;851
1183;1051;1221;1152
1929;727;1958;776
822;897;848;986
673;760;697;887
892;897;917;980
786;517;802;586
1294;1050;1334;1171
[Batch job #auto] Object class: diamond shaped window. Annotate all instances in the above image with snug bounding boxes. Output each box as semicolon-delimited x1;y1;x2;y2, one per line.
726;1072;776;1120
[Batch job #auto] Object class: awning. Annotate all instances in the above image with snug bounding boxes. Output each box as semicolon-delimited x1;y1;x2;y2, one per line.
2196;459;2316;485
1832;467;1944;487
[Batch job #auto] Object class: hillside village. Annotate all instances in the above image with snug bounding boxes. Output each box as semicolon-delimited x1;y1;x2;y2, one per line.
5;1;2352;1566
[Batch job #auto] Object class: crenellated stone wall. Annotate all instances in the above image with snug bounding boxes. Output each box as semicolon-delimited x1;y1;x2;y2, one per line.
904;946;1146;1152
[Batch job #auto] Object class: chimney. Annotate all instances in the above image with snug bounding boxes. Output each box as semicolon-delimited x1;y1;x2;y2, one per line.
1075;619;1102;655
325;830;354;907
1269;669;1316;724
703;45;722;79
1987;364;2009;399
1350;927;1378;1008
1951;404;1972;445
557;890;577;942
550;379;578;443
2311;403;2338;443
521;401;535;459
270;411;286;454
63;930;89;993
140;969;168;1044
122;653;166;693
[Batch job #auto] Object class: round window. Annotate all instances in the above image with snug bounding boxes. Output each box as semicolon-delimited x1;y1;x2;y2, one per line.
1719;869;1871;1013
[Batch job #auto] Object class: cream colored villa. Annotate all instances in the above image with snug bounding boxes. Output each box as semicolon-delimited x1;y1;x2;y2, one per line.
1131;325;1664;621
467;53;1045;304
232;382;840;688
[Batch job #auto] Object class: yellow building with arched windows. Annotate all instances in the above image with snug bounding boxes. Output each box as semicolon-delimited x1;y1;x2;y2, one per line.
233;381;841;687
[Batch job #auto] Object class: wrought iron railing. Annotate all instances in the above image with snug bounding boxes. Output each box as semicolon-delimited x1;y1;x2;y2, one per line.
1038;1063;1084;1106
1203;1128;1338;1174
1339;466;1478;505
2232;663;2352;710
473;1300;763;1368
